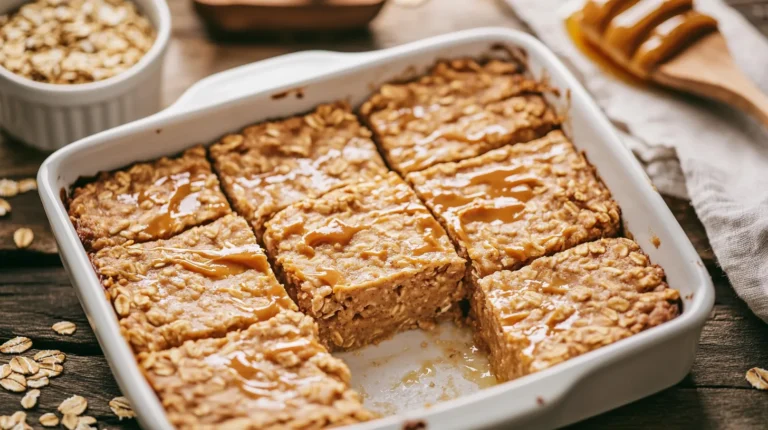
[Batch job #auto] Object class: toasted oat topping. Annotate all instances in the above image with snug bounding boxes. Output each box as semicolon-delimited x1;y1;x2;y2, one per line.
360;58;561;174
68;146;231;252
210;102;388;239
476;238;679;381
408;130;620;279
0;0;156;84
92;214;296;353
139;310;375;429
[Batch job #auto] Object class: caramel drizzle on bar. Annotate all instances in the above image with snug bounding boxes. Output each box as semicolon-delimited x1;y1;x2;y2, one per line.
152;245;270;278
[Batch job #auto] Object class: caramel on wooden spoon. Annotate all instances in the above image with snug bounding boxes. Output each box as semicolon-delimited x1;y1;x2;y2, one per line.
575;0;768;127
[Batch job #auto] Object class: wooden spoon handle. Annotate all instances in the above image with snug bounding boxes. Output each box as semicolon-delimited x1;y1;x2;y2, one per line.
654;32;768;128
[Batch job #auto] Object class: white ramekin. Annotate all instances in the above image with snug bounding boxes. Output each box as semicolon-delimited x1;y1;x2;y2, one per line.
0;0;171;151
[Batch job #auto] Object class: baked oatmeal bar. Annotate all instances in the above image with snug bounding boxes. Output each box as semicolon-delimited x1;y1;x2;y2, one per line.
210;101;389;240
93;214;297;353
407;130;620;283
360;58;561;174
140;310;375;429
263;173;466;351
68;146;231;252
474;238;680;382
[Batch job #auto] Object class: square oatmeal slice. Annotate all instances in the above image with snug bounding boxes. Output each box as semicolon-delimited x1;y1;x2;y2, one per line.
407;130;621;284
360;58;561;174
140;310;375;429
474;238;680;382
68;146;231;252
92;214;296;353
263;173;466;351
210;101;388;240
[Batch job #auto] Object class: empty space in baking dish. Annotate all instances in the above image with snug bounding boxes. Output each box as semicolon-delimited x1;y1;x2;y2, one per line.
39;29;712;430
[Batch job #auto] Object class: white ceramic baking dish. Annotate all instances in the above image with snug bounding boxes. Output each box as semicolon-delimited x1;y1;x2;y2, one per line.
0;0;171;151
37;28;714;430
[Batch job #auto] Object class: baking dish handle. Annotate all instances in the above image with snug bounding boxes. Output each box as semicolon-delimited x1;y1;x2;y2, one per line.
164;50;381;115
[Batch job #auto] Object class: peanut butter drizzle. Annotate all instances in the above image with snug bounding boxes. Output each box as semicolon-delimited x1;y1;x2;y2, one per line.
565;12;644;85
303;218;367;249
309;267;345;287
574;0;715;79
412;215;445;256
417;124;512;147
133;171;211;238
223;342;321;398
155;245;270;278
492;275;583;361
604;0;693;57
631;10;717;73
233;147;368;198
428;164;542;237
459;198;527;225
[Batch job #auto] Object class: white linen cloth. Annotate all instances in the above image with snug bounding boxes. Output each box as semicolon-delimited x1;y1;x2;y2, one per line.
506;0;768;322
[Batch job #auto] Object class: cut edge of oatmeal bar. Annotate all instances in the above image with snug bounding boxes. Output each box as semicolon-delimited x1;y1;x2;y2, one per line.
263;173;467;351
473;237;680;382
138;309;376;429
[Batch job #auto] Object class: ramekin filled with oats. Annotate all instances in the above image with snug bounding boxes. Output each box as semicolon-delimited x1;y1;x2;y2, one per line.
0;0;170;150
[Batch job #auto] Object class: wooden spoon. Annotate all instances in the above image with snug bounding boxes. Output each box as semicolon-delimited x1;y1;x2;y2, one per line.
653;32;768;128
576;0;768;128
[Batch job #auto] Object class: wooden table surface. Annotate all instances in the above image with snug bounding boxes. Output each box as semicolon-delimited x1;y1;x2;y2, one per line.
1;0;767;428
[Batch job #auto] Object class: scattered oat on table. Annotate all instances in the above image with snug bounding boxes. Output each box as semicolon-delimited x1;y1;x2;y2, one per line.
16;179;36;193
109;396;135;420
39;413;59;427
52;321;77;336
58;395;88;416
746;367;768;390
13;228;34;249
0;198;10;216
20;389;40;409
77;416;96;426
26;374;49;388
0;179;18;197
0;337;32;354
61;414;78;430
36;362;63;378
9;357;38;375
34;350;66;364
0;364;10;379
0;372;26;392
